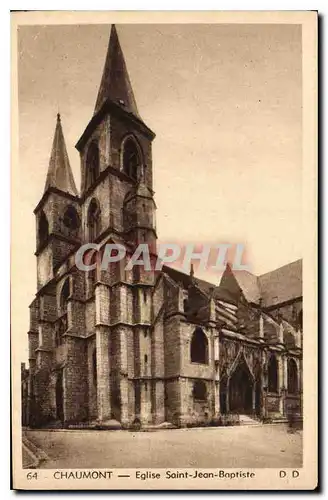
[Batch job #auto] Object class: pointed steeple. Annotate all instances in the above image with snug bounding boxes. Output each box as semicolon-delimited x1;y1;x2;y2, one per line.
44;114;78;196
94;25;140;118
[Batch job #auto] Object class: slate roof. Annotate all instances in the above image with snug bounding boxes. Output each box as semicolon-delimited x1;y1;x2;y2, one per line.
162;264;243;306
217;260;302;308
162;257;302;311
162;265;211;293
230;270;262;304
258;259;302;307
44;114;78;196
161;263;300;345
94;24;140;119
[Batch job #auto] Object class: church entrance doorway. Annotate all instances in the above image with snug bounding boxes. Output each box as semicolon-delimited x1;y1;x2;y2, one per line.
56;370;64;422
229;359;254;414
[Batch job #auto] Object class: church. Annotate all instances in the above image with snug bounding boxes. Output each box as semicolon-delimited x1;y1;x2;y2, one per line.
24;25;303;428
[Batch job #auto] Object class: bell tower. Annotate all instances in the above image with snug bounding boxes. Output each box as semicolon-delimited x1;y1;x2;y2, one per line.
27;25;165;428
75;24;156;247
30;114;81;425
74;25;158;425
35;113;81;289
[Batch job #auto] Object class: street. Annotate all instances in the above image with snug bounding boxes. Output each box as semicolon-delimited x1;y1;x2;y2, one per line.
24;424;302;469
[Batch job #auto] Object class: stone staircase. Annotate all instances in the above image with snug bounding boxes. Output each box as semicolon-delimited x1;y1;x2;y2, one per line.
238;414;261;426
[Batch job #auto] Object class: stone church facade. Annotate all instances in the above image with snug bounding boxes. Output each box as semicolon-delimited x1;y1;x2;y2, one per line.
25;26;303;428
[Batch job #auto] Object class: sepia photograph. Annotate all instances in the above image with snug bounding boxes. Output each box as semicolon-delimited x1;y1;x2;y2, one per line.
11;11;317;490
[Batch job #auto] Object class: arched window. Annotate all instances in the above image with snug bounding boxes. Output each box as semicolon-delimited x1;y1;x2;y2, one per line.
193;380;207;401
122;137;141;181
60;278;70;315
268;354;278;393
87;249;98;294
190;328;208;364
92;348;97;386
87;198;101;242
86;141;100;189
38;210;49;246
63;205;80;232
287;358;298;394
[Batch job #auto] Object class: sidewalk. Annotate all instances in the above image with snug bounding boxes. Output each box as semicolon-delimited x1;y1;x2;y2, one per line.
22;433;49;469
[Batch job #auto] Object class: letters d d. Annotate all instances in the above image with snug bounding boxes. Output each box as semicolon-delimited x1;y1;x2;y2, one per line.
279;470;299;479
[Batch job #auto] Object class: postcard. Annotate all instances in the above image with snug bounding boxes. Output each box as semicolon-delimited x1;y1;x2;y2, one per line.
11;10;317;490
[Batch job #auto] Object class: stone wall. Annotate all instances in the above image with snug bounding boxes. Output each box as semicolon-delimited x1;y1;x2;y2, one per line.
180;377;214;425
64;336;88;422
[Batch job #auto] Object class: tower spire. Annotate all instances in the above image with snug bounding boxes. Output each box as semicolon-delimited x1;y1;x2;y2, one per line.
44;114;78;196
94;24;140;118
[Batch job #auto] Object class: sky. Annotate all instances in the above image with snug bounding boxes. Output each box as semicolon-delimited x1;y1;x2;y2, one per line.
16;23;302;360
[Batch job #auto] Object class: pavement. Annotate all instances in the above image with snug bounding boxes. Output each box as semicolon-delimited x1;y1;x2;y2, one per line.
23;423;302;469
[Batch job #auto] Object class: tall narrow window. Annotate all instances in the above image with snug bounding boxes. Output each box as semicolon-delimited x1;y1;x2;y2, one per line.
56;278;69;344
287;358;298;394
60;278;70;315
122;137;141;181
86;141;100;189
190;328;209;364
88;198;101;242
268;354;278;393
92;348;97;386
38;210;49;246
87;250;97;294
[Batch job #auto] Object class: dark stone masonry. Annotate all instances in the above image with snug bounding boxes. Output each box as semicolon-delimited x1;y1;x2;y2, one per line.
23;25;302;429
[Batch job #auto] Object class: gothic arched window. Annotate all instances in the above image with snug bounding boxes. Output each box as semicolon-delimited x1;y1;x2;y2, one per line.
122;137;141;181
60;278;70;315
39;210;49;246
268;354;278;393
193;380;207;401
287;358;298;394
63;205;80;232
87;198;101;242
86;141;100;190
190;328;209;364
